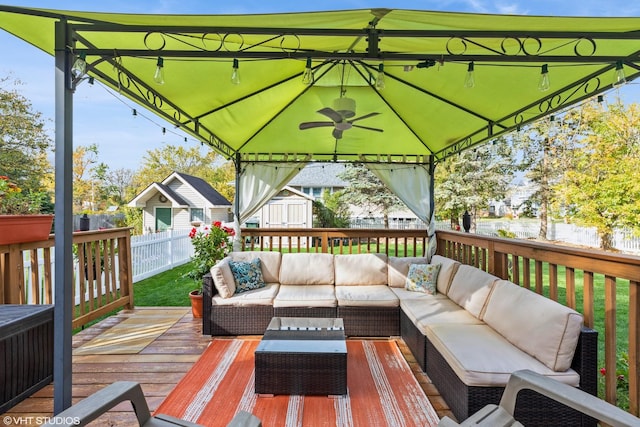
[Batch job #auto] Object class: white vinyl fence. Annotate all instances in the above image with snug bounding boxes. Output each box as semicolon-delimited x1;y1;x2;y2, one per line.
130;228;194;281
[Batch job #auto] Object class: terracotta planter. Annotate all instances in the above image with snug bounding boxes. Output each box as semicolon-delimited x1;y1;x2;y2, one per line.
189;290;203;318
0;215;54;246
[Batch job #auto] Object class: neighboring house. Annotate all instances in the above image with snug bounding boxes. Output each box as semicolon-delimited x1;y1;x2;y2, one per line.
288;163;349;201
128;171;232;233
255;186;314;228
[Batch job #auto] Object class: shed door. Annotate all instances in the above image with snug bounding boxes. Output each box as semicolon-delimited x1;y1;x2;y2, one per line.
155;208;172;231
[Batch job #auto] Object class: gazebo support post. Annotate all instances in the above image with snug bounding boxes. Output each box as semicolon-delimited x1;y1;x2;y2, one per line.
53;19;75;413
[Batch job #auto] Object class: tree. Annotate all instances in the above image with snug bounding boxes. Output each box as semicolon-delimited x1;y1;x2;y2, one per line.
0;77;52;193
132;144;235;202
435;138;514;230
553;100;640;250
104;168;135;205
73;144;105;211
313;190;350;228
338;164;403;228
515;114;580;239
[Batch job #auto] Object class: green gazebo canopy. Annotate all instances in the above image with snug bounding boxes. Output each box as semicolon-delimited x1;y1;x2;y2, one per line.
2;6;639;163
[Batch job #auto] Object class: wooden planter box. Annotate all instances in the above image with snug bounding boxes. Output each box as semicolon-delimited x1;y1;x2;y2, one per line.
0;304;54;413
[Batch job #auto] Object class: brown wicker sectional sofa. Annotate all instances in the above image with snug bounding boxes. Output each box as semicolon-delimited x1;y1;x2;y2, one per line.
202;251;597;426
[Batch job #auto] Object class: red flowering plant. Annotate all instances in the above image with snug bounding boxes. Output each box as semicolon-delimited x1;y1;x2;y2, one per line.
598;352;629;410
185;221;236;288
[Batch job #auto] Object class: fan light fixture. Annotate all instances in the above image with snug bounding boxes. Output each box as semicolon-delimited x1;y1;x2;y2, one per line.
332;97;356;118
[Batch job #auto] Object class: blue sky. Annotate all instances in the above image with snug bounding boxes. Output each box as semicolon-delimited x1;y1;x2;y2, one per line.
1;1;639;170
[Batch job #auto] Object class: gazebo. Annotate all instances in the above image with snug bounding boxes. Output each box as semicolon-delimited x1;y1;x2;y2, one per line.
1;5;639;413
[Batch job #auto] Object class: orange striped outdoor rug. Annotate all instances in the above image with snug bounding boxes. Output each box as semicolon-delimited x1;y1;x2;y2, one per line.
155;338;439;427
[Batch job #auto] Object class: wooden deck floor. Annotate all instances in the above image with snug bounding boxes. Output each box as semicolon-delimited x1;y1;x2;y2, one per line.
3;307;452;426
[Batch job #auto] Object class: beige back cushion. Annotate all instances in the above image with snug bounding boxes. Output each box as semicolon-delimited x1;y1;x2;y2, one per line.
279;253;335;285
210;257;235;298
335;253;388;286
430;255;461;294
483;280;584;372
387;256;428;288
446;264;498;318
229;251;281;283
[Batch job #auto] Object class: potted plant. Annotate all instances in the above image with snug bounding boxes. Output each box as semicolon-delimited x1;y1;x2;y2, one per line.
0;175;53;245
186;221;235;318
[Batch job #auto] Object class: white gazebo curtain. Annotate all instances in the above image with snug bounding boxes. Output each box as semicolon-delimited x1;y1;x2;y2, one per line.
233;160;308;248
364;162;437;259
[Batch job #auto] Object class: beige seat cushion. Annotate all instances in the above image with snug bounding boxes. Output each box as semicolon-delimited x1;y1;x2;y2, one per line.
212;283;279;306
335;285;399;307
229;251;281;283
387;256;428;288
279;253;335;285
398;295;483;331
483;280;584;372
430;255;460;294
334;253;388;286
426;323;580;387
210;257;236;298
273;284;337;307
446;264;498;319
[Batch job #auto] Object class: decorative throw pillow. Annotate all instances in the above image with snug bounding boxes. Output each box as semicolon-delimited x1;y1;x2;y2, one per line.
405;263;441;294
229;258;266;294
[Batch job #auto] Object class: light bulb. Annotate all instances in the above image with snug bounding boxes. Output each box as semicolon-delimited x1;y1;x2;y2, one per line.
302;57;314;85
71;52;87;78
376;63;385;90
538;64;550;92
154;57;165;85
464;62;475;88
231;58;240;85
613;60;626;88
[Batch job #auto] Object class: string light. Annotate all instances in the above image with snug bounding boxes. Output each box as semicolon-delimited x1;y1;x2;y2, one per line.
302;57;314;85
464;62;475;88
376;63;385;90
538;64;550;92
613;61;626;88
153;57;165;85
231;58;240;85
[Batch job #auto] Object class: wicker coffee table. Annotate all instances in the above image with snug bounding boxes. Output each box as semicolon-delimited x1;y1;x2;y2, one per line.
254;317;347;396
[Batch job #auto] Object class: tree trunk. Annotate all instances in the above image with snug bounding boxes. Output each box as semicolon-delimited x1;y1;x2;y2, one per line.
538;138;550;240
383;213;389;229
600;231;614;251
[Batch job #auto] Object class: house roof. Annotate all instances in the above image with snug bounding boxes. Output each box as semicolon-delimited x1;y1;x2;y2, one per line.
169;172;232;206
127;171;231;208
1;7;638;164
289;163;349;187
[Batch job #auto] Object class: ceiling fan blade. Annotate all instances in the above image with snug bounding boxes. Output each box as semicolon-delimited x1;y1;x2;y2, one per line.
350;112;380;123
352;124;384;133
332;128;343;139
299;121;334;130
318;107;343;123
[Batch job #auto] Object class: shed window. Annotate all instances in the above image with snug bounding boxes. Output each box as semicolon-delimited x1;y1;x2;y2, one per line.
191;208;204;223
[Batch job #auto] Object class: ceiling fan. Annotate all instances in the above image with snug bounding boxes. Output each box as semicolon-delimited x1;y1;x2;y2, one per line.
299;97;383;139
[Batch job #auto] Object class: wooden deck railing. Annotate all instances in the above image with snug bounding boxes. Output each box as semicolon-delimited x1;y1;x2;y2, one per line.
0;228;134;329
242;227;640;415
240;227;430;256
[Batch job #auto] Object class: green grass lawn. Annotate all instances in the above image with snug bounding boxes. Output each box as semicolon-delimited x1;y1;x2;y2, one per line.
133;262;197;306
